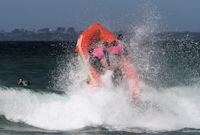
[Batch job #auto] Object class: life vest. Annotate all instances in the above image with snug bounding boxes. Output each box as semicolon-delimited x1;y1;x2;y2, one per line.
92;44;123;58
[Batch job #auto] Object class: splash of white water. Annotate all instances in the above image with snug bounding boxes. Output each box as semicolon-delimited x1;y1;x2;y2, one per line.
0;79;200;131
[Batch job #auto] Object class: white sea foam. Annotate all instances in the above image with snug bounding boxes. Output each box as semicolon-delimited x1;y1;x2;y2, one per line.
0;79;200;131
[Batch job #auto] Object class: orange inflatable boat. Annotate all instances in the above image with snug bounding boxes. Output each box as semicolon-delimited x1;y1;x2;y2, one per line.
76;23;142;97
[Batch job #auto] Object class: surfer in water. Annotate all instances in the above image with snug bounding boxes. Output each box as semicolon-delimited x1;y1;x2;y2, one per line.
18;78;30;87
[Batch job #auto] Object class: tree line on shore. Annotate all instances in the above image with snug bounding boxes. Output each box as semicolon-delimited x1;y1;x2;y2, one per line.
0;26;200;42
0;27;78;41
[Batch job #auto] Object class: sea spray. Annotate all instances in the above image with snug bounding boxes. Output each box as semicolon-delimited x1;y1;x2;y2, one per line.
1;82;200;131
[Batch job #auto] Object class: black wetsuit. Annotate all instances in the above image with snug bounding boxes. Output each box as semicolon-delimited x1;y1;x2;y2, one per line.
88;48;104;73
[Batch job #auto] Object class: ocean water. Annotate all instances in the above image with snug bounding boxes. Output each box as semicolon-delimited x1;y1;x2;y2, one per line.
0;35;200;135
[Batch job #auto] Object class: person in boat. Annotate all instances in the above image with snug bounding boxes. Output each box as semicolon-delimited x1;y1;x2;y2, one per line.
76;23;141;97
18;78;30;86
88;40;125;86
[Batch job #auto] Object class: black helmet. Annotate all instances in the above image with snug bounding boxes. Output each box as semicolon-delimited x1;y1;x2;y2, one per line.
117;33;123;40
110;40;117;46
103;41;109;47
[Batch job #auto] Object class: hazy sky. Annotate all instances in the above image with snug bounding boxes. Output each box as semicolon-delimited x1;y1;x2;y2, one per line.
0;0;200;32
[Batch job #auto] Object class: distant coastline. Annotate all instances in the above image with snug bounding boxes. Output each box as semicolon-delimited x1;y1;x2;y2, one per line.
0;27;78;42
0;27;200;42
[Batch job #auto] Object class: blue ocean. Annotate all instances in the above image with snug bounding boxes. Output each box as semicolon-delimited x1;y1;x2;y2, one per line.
0;32;200;135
